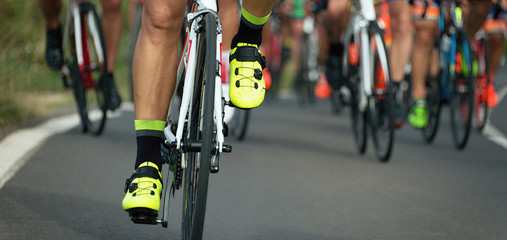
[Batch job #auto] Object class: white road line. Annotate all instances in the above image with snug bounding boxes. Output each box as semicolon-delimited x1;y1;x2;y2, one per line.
0;103;133;189
483;85;507;150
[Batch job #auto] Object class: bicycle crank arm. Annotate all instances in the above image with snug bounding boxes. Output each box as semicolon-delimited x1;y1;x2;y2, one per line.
156;170;174;228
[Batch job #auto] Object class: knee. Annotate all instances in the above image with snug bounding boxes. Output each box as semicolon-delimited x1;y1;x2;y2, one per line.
390;12;412;35
101;0;122;13
327;0;348;17
143;4;185;35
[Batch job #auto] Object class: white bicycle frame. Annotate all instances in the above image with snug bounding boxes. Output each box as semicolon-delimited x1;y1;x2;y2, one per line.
343;0;390;112
62;0;105;75
164;0;224;162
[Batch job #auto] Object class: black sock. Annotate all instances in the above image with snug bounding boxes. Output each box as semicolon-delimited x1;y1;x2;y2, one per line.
135;136;164;170
392;81;401;93
329;42;344;57
231;17;264;49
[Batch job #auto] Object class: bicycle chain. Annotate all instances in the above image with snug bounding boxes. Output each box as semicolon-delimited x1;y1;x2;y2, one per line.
171;151;183;197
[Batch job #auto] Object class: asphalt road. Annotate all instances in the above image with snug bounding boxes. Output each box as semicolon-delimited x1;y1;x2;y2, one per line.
1;68;506;239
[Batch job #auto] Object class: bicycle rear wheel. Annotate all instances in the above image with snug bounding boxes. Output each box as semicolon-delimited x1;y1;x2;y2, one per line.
181;13;216;240
367;28;394;162
473;36;489;131
71;2;108;135
345;36;367;154
449;31;474;150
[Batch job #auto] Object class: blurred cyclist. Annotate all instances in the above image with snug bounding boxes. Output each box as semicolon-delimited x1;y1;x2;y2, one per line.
39;0;123;110
389;0;440;128
463;0;506;108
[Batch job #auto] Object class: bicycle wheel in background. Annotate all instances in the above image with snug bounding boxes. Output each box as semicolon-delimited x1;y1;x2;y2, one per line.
422;39;442;143
344;35;367;154
449;31;474;150
181;13;216;240
473;35;489;131
295;42;312;106
231;109;250;141
422;73;442;143
368;27;394;162
70;2;108;135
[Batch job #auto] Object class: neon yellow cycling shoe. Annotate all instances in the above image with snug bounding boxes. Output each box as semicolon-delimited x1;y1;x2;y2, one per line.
122;161;162;223
408;99;429;128
229;43;267;109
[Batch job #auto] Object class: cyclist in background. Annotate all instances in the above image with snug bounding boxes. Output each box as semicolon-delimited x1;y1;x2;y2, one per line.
122;0;275;220
39;0;122;111
463;0;506;108
389;0;440;128
318;0;350;112
288;0;309;92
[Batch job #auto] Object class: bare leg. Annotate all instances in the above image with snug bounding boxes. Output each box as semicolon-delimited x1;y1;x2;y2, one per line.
242;0;275;18
324;0;350;44
218;0;239;52
291;19;304;73
411;20;439;99
389;1;413;83
488;33;504;76
101;0;122;73
463;0;490;38
133;0;186;120
38;0;62;29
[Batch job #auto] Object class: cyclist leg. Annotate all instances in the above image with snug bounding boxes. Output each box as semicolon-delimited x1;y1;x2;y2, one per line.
463;0;490;37
408;0;439;128
322;0;349;92
38;0;64;70
123;0;186;217
482;1;506;107
291;0;305;73
218;0;239;123
219;0;240;54
229;0;276;108
388;0;414;127
101;0;123;110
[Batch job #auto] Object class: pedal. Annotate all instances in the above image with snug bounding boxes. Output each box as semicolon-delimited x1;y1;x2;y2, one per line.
128;208;159;225
225;101;251;111
210;154;219;173
222;144;232;153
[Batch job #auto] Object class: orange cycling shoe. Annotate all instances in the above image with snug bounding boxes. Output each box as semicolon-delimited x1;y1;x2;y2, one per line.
486;82;498;108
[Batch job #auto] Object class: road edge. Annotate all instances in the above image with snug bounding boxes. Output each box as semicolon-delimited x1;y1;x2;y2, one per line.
483;85;507;150
0;103;134;189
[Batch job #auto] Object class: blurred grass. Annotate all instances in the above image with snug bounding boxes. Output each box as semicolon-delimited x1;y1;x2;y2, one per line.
0;0;132;129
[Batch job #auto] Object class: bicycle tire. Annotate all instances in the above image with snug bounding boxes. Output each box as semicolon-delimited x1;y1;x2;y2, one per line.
69;57;87;133
71;2;107;135
422;73;442;143
345;35;367;154
473;36;489;131
296;33;317;106
232;109;250;141
367;28;394;162
181;13;216;240
449;30;474;150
